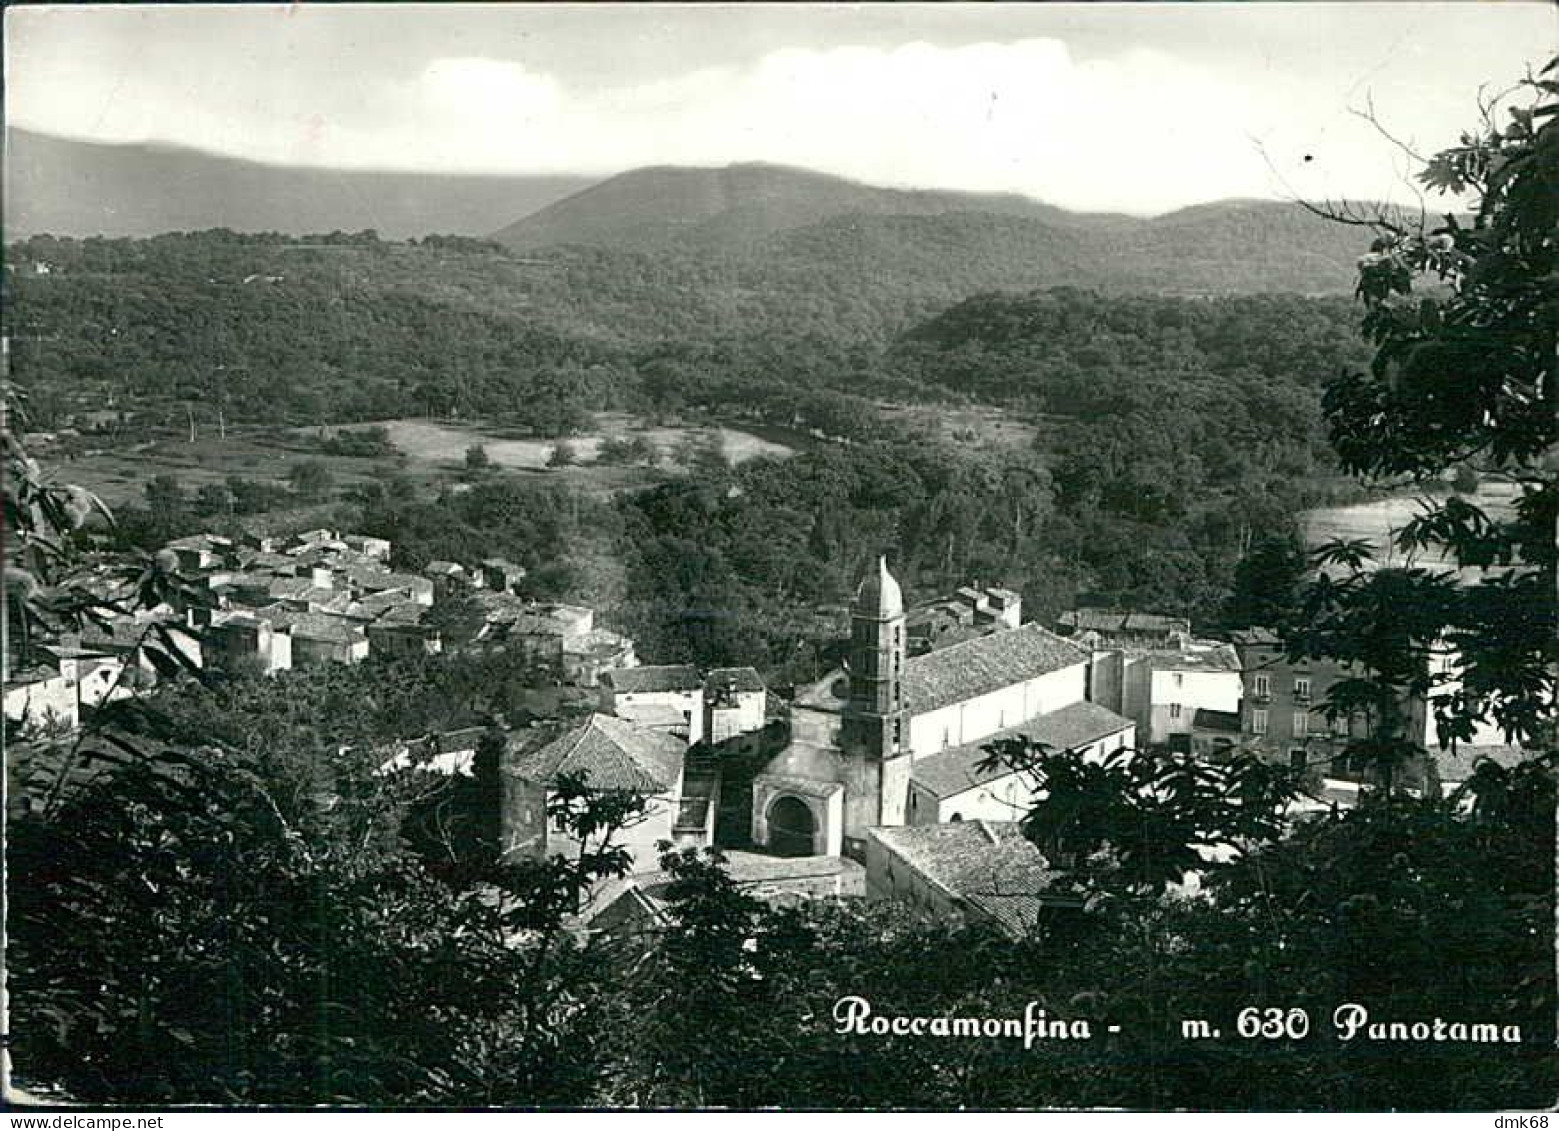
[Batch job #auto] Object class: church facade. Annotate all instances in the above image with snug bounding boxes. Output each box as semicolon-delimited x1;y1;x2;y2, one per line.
752;558;1136;859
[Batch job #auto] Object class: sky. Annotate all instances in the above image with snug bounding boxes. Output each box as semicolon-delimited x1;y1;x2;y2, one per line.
6;3;1555;214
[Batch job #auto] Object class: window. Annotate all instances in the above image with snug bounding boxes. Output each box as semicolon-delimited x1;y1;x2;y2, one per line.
1332;714;1350;737
1169;702;1182;720
1293;711;1309;738
1173;672;1184;688
1290;749;1307;771
1254;674;1271;697
1252;708;1268;735
1294;676;1311;700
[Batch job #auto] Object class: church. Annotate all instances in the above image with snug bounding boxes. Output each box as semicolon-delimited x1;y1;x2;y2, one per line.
751;558;1136;859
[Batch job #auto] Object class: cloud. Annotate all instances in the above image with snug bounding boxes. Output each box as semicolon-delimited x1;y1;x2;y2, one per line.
7;11;1549;214
360;37;1424;212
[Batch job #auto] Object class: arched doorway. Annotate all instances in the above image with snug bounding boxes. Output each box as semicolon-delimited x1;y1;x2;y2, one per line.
768;795;816;857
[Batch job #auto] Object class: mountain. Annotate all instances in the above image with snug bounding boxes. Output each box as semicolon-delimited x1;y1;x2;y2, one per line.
4;128;595;239
491;163;1367;295
491;162;1132;251
6;132;1369;295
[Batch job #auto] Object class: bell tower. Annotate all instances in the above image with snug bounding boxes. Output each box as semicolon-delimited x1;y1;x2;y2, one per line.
843;555;907;760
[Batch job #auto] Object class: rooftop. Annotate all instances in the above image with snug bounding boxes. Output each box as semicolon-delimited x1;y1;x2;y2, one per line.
1192;708;1242;733
613;701;691;729
871;821;1067;937
902;622;1087;715
1059;608;1190;636
508;713;685;793
854;555;903;619
911;700;1134;799
704;666;766;694
1146;642;1241;673
268;610;365;644
605;664;703;694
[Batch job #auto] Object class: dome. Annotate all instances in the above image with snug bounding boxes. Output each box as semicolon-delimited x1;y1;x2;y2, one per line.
853;555;903;619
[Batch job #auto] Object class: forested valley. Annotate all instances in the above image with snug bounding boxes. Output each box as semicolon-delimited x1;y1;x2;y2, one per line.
9;231;1375;670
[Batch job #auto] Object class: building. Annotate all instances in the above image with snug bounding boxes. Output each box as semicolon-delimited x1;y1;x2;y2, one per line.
562;629;638;688
501;712;700;875
1083;637;1241;755
202;611;294;674
702;667;768;743
343;566;434;606
905;701;1135;826
3;663;81;731
269;611;369;666
80;614;204;683
480;558;528;593
422;560;470;599
1227;627;1501;789
751;558;1133;859
905;585;1023;655
602;665;705;744
364;603;443;659
865;820;1080;938
1057;608;1192;650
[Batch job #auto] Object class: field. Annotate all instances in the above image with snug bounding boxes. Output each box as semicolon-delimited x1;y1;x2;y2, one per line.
1301;482;1520;569
376;414;795;472
34;429;406;510
40;412;801;510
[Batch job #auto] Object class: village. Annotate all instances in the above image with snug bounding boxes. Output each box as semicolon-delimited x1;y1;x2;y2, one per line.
3;523;1525;943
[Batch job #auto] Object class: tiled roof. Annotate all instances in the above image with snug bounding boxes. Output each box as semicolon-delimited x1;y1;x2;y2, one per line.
269;611;364;644
346;567;428;592
1192;708;1242;733
1058;608;1128;632
564;628;634;658
903;622;1086;715
614;702;690;729
372;601;429;625
705;666;766;694
1147;643;1241;673
81;617;163;649
5;664;63;688
266;577;316;599
606;664;702;694
508;713;684;793
1060;608;1189;636
871;821;1066;937
911;700;1134;799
